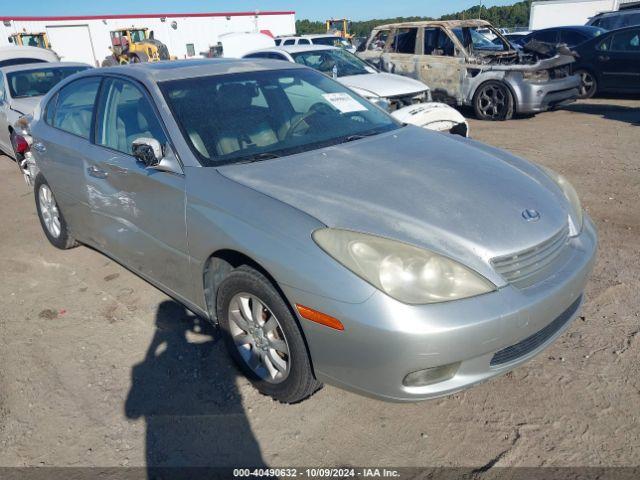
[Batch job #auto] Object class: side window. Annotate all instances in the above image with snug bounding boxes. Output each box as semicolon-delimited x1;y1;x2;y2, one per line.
0;75;6;102
436;29;456;56
283;39;295;46
96;78;166;155
298;39;311;45
368;30;390;51
560;31;586;46
611;29;640;51
274;39;282;46
53;77;101;139
186;43;195;57
44;92;58;125
597;36;612;51
533;30;559;43
391;28;418;54
424;28;438;55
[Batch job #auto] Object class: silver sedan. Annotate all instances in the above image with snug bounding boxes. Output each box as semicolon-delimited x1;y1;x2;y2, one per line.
24;59;597;403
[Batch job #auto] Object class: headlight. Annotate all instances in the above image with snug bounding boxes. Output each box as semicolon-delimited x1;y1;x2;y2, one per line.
313;229;495;305
349;87;390;111
541;166;584;236
522;69;550;84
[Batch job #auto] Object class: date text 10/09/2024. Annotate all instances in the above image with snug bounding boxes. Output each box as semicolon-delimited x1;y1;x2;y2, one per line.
233;468;401;478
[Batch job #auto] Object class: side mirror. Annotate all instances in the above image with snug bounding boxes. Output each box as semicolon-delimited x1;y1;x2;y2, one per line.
132;137;163;167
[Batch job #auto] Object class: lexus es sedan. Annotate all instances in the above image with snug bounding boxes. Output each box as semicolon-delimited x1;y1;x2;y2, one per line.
24;60;597;403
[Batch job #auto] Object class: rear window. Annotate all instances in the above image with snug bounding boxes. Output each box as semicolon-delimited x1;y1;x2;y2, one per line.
0;58;46;68
7;66;89;98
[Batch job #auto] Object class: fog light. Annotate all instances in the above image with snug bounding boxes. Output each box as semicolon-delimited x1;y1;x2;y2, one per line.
403;362;460;387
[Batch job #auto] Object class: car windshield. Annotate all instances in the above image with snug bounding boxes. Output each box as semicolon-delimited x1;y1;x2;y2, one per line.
160;68;399;166
453;27;510;51
312;36;352;48
7;66;89;98
20;35;46;48
290;49;376;77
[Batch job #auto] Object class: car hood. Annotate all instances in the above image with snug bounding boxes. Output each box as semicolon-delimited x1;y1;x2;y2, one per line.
339;72;428;98
218;127;570;279
9;97;40;115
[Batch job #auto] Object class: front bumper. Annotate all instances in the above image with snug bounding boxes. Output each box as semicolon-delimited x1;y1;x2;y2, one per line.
509;74;581;114
284;216;597;402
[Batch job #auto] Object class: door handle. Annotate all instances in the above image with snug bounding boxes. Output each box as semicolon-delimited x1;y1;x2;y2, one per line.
33;142;46;153
598;55;610;62
87;165;108;179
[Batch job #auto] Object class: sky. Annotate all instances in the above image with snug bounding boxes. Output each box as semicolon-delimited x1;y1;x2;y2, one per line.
0;0;521;21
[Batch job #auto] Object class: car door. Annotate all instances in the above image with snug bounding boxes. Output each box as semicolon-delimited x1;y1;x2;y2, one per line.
29;76;103;231
418;27;466;104
0;73;11;154
86;76;191;298
599;28;640;92
381;27;421;77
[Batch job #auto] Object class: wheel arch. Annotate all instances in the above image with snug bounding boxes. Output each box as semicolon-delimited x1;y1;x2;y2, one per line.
471;78;517;118
203;248;319;376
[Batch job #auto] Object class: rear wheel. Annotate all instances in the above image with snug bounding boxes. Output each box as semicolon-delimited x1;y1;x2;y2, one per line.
216;266;322;403
473;81;514;121
576;69;597;99
101;55;118;67
34;174;78;250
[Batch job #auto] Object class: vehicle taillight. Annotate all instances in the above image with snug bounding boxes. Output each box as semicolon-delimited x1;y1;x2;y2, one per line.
14;135;29;155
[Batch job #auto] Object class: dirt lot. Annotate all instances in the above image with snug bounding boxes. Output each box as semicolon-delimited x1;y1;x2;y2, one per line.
0;98;638;471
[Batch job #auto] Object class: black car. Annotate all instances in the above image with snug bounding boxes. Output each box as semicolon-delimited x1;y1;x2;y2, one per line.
515;26;607;48
572;26;640;98
587;8;640;30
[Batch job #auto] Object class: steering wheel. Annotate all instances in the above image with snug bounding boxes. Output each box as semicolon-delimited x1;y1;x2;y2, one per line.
284;102;335;139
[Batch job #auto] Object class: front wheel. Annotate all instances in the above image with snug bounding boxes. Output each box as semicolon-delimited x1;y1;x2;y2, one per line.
216;266;322;403
576;69;597;99
34;174;78;250
473;81;514;121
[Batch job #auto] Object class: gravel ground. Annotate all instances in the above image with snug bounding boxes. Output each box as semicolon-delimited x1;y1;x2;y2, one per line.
0;98;638;470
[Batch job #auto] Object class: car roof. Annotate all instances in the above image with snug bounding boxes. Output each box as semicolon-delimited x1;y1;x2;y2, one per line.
0;45;60;62
533;25;606;33
278;34;341;40
70;58;306;83
374;19;491;29
278;45;339;54
592;8;640;18
0;61;91;74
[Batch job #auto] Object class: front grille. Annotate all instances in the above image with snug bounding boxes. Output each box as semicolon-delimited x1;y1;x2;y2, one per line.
490;296;582;367
491;226;570;288
387;91;427;111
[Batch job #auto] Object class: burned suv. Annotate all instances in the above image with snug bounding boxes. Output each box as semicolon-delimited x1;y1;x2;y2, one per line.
358;20;581;120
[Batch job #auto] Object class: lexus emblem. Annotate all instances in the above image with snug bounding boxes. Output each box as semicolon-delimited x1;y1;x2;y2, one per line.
522;209;541;222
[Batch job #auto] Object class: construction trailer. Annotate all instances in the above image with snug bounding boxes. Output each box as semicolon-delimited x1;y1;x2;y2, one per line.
529;0;640;29
0;10;296;66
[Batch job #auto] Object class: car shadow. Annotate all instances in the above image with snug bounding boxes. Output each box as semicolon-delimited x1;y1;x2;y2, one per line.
125;300;265;475
564;101;640;126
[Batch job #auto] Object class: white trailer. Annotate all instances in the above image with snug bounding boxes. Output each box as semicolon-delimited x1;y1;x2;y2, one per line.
529;0;621;29
0;11;296;66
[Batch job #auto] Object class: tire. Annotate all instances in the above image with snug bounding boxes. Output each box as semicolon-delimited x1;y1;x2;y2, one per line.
34;173;78;250
216;266;322;403
473;81;514;121
576;69;597;99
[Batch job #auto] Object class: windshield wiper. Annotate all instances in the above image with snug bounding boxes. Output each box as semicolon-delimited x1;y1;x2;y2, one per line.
233;152;281;164
341;131;382;144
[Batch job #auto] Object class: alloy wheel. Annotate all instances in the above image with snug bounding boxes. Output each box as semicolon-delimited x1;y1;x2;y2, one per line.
227;293;291;384
478;84;509;119
579;71;596;98
39;184;61;238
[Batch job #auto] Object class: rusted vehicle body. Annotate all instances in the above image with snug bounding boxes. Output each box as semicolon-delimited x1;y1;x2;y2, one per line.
358;20;581;120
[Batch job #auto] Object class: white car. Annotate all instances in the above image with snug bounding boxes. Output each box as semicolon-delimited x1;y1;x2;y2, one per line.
0;62;90;177
275;35;356;53
244;45;469;136
0;45;60;68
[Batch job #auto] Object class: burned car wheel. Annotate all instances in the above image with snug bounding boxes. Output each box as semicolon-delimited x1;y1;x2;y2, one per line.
576;70;597;99
217;266;322;404
473;81;514;121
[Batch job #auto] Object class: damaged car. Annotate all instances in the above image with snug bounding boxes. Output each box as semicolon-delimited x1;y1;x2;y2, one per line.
358;20;581;120
0;61;90;180
244;45;469;136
